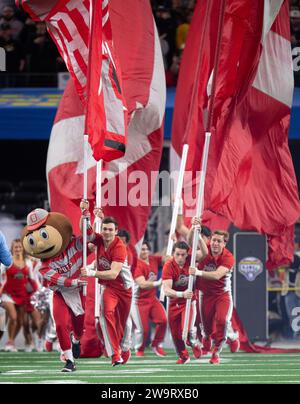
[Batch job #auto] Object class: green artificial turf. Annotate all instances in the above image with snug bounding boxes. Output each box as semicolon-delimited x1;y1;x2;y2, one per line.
0;349;299;384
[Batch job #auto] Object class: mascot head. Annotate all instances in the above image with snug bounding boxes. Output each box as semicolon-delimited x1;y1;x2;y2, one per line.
21;209;73;260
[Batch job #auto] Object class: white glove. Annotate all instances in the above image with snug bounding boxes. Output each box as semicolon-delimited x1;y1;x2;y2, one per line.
85;262;96;277
153;278;162;287
86;268;96;277
71;279;88;287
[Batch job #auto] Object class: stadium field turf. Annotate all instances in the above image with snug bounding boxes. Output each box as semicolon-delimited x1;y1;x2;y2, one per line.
0;350;299;384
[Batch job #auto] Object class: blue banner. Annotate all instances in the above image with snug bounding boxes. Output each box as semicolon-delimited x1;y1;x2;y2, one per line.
0;87;299;140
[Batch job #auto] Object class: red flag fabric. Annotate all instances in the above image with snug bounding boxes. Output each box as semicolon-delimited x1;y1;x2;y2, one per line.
85;0;127;161
45;0;165;355
171;0;300;268
18;0;128;162
46;0;165;242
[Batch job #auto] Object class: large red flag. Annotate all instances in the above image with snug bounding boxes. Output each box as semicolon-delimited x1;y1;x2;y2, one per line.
45;1;165;355
18;0;128;161
171;0;300;268
45;0;165;242
85;0;127;161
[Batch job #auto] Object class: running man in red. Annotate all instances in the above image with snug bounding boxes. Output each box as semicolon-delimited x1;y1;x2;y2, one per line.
189;228;236;364
162;241;207;364
132;241;167;357
81;212;133;367
22;209;89;372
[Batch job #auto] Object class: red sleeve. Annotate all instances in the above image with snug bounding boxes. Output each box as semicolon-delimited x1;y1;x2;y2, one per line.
92;233;103;245
162;261;173;280
220;251;235;270
39;262;75;287
111;242;127;263
134;260;147;279
151;255;162;267
129;245;138;276
126;247;134;266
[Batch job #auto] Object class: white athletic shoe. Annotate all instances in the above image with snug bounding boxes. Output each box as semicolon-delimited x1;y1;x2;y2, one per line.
24;344;34;353
4;343;18;352
35;338;44;352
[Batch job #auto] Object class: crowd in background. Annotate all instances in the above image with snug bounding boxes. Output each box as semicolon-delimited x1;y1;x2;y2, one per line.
0;0;299;86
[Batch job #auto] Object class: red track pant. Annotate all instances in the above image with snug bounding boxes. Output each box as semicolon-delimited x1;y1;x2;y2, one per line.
52;291;85;351
132;297;167;351
168;301;193;357
99;285;132;357
198;291;233;353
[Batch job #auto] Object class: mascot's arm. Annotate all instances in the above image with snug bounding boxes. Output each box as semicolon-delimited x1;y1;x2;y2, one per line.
39;265;79;288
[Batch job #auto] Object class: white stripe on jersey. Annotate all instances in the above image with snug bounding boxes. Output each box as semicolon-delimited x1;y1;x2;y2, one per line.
120;258;133;289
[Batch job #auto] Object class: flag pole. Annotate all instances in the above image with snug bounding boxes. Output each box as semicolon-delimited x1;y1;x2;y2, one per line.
181;0;226;341
94;159;102;330
182;132;210;340
82;134;89;297
160;144;189;302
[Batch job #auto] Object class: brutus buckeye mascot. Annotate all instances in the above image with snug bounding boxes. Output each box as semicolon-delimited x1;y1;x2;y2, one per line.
21;208;89;372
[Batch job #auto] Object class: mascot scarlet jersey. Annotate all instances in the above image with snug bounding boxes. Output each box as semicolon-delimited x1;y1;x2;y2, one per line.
39;235;84;291
92;234;132;290
162;256;192;306
197;246;234;295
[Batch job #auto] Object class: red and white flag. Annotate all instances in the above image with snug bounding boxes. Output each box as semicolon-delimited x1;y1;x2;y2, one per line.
43;0;165;243
85;0;127;161
18;0;128;161
172;0;300;268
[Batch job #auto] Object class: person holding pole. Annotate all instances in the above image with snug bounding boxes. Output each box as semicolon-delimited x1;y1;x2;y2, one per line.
117;229;137;361
188;223;237;364
132;241;168;357
80;203;133;367
21;209;90;372
162;240;207;364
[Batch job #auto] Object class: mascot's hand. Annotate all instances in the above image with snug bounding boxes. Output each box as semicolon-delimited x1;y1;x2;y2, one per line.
72;279;88;287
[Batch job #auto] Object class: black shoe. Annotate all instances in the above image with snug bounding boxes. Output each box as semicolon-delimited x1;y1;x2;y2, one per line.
71;338;81;359
112;360;123;367
61;360;76;373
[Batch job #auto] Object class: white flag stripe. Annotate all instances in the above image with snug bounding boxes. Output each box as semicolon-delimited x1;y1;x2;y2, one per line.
46;116;96;175
253;30;293;107
262;0;284;43
66;0;90;28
